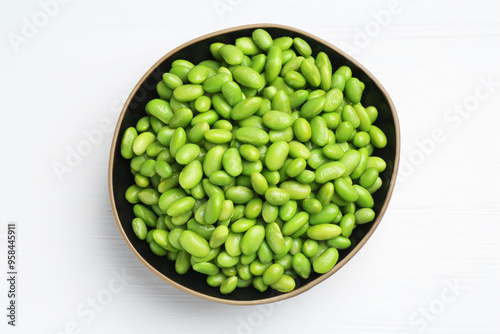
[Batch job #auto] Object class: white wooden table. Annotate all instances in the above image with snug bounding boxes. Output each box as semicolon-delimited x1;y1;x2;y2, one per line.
1;0;499;333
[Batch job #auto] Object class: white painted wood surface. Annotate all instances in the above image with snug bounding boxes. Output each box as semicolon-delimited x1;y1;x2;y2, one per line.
1;0;499;333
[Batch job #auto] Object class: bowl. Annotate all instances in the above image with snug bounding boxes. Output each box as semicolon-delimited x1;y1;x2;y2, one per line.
108;23;400;305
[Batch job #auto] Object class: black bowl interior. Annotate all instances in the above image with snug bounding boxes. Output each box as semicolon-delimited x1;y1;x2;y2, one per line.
110;25;398;303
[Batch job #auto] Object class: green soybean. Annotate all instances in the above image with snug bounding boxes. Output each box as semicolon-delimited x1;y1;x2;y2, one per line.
312;248;339;273
292;253;311;279
266;46;282;82
204;129;232;144
310;203;340;225
175;250;190;274
366;156;387;172
233;66;265;90
157;81;173;100
241;160;263;176
284;70;306;89
169;66;190;85
263;223;285;255
207;272;226;287
139;159;156;177
365;106;378;123
204;73;232;93
236;36;261;55
211;93;232;119
314;161;346;183
253;277;268;292
175;143;200;165
224;231;243;257
334;66;352;81
282;211;309;236
263;110;293;130
345;77;365;104
240;252;258;265
263;263;284;285
132;218;148;240
149;240;168;256
238;144;259;162
300;58;321;88
340;213;356;237
188;65;211;84
354;184;374;208
234;127;269;146
293;37;312;57
290;89;309;108
300;97;325;119
335;121;354;143
327;236;351;250
252;29;273;51
193;262;219;276
138;188;160;205
310;116;329;147
250;259;270;276
222;147;243;177
121;127;138;159
163;73;182;89
296;170;315;184
319;64;332;91
225;186;254;204
288;141;311;160
307;224;342;240
245;198;263;219
219;200;234;221
269;127;294;143
133;204;158;228
203;146;225;177
280;181;311;200
219;44;244;65
187;122;209;144
301;198;323;214
173;85;204;102
167;196;195;217
279;200;297;222
178;230;210;258
171;59;194;69
157;127;175;146
322;144;344;160
133;132;155;156
353;104;372;132
240;225;266;255
134;174;149;188
360;168;379;188
179;160;203;190
369;125;387;148
354;208;375;224
353;131;370;147
270;274;295;293
334;177;358;202
285;158;307;178
231;97;263;121
339;149;361;176
265;141;289;171
265;188;290;206
191;109;219;126
205;193;224;225
169;128;186;157
220;276;238;294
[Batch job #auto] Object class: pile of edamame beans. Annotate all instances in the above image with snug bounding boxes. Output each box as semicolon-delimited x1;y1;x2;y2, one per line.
120;28;388;295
